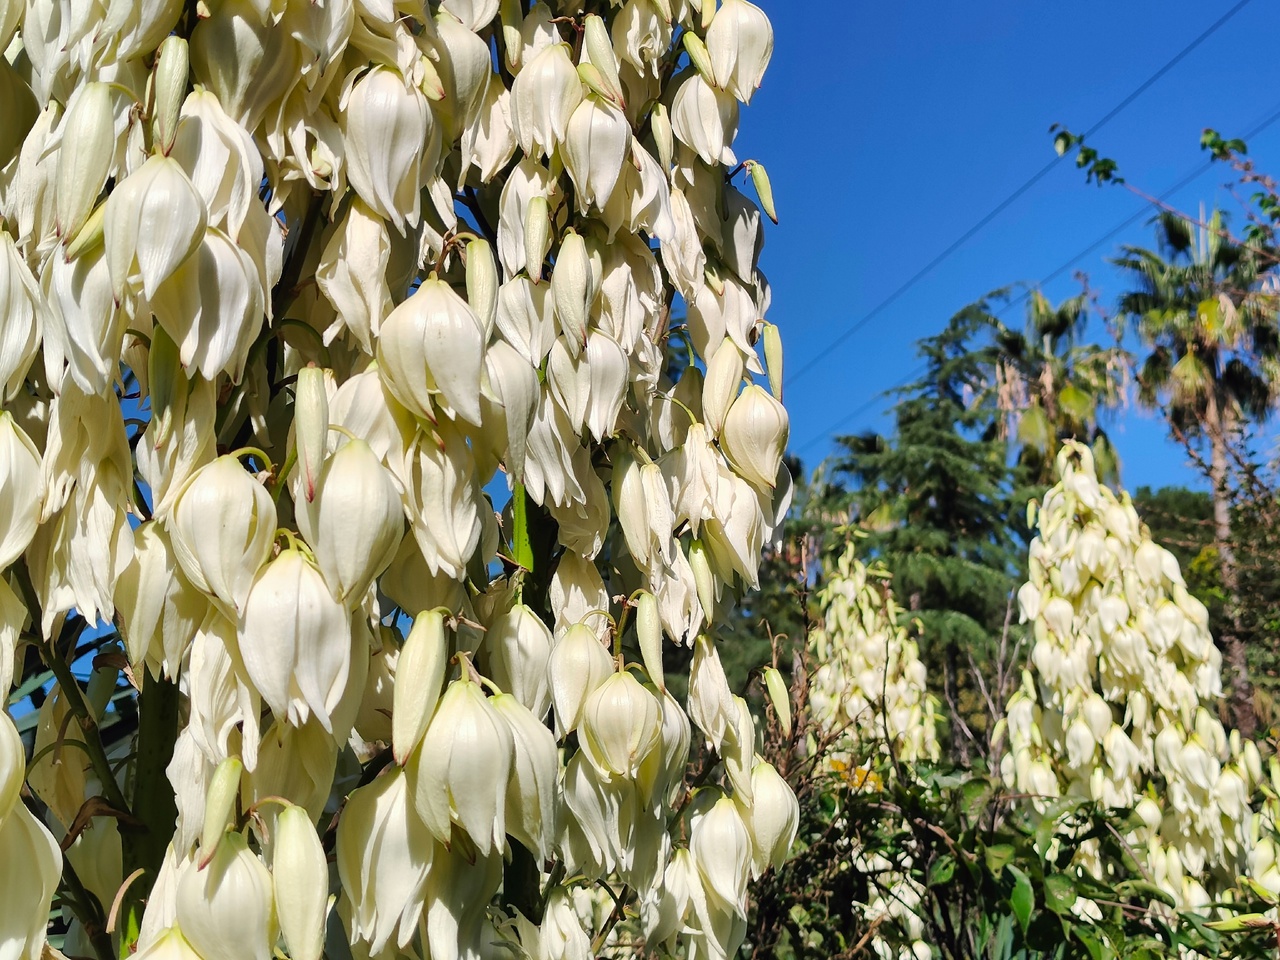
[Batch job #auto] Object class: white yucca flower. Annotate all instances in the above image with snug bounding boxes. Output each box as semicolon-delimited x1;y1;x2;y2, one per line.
0;3;790;959
1003;441;1263;910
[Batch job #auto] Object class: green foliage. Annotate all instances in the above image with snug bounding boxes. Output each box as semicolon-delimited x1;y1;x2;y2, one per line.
745;741;1280;960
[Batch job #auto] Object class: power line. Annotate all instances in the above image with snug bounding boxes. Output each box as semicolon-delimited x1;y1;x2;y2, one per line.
783;0;1257;389
792;100;1280;459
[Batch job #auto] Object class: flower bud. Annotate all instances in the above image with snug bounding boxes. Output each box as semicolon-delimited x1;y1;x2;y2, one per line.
551;230;596;354
702;339;743;435
749;160;778;224
0;412;43;570
378;275;487;426
689;540;719;624
152;35;189;156
762;666;791;738
293;366;329;505
635;591;665;693
706;0;774;103
169;456;276;616
549;621;615;738
511;43;583;157
466;238;499;340
104;154;208;299
176;831;278;960
411;677;513;855
393;610;448;764
272;804;329;960
56;82;115;242
737;760;798;878
485;602;554;719
525;194;553;284
563;96;630;210
651;103;674;172
682;31;715;85
579;669;663;780
297;438;404;606
239;548;352;732
720;383;788;490
198;757;243;868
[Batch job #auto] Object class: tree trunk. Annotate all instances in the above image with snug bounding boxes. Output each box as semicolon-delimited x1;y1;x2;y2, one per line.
1206;394;1255;736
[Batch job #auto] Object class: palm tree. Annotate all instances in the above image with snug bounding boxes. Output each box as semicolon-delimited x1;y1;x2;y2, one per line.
982;288;1129;488
1113;208;1280;735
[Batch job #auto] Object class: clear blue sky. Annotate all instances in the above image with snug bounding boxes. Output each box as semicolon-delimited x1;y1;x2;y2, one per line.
738;0;1280;492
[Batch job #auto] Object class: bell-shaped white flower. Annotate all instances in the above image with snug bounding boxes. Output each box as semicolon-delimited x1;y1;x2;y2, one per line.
562;95;631;210
493;692;559;860
336;767;434;957
175;831;278;960
612;453;676;574
511;43;582;157
238;547;352;731
540;887;593;960
0;232;44;400
104;153;208;299
0;711;24;822
688;634;736;751
297;438;404;606
115;521;206;679
341;65;433;234
484;602;554;719
689;795;751;916
169;456;277;616
378;275;487;426
55;82;115;241
736;759;798;878
579;669;663;780
148;227;265;381
548;621;615;738
670;73;739;167
410;676;513;855
720;384;789;490
0;412;44;570
316;198;393;353
0;799;62;960
550;230;597;354
392;610;448;764
705;0;773;103
403;423;484;580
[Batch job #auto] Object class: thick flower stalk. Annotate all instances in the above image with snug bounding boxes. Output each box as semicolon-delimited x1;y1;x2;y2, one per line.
1002;441;1262;910
807;540;939;960
0;2;794;960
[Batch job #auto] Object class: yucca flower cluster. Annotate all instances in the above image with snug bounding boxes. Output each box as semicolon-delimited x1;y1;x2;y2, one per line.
1002;442;1262;910
809;540;940;768
808;540;939;960
0;2;800;959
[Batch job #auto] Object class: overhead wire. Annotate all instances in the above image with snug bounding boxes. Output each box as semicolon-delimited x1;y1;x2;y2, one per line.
782;0;1258;390
792;99;1280;459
